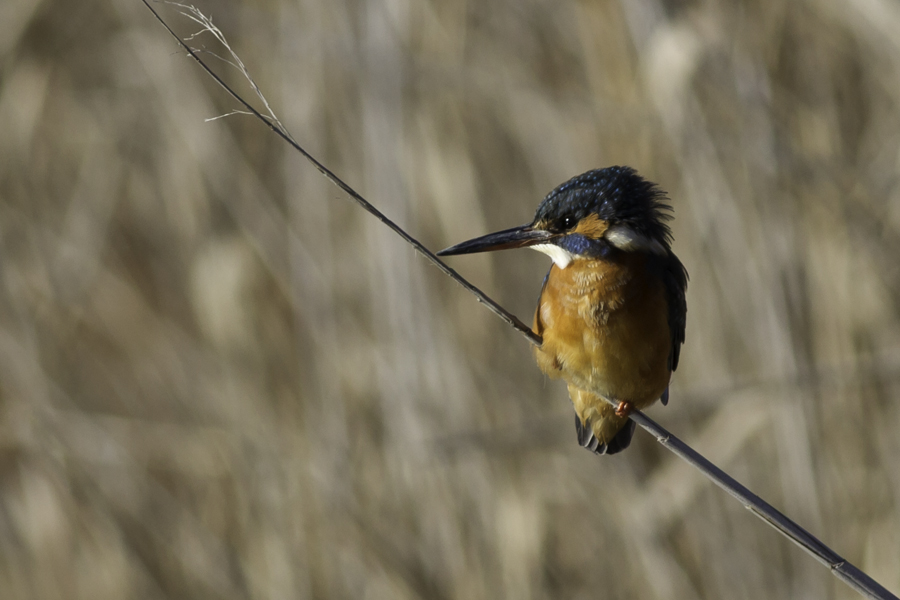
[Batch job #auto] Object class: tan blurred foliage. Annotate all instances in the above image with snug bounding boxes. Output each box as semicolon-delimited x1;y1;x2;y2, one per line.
1;0;900;598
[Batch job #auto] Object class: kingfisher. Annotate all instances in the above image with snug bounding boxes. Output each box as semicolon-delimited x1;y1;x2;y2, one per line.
438;166;688;454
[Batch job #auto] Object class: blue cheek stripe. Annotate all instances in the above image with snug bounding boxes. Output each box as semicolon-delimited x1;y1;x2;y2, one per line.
558;234;613;259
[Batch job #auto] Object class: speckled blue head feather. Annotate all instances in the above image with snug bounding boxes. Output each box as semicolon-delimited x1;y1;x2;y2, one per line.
533;166;674;248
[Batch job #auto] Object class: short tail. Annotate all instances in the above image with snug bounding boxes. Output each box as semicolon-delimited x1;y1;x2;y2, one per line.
575;415;636;455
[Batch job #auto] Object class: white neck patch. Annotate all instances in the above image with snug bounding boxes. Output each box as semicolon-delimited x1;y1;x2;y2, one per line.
531;243;575;269
605;225;666;255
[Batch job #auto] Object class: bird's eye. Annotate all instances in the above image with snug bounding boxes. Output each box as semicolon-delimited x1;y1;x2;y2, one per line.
561;216;576;230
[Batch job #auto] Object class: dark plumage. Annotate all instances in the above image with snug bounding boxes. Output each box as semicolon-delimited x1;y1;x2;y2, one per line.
534;166;674;247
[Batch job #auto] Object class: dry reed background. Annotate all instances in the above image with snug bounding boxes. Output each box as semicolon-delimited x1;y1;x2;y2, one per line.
1;0;900;598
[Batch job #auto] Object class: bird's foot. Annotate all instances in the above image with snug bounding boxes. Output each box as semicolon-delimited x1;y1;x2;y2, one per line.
615;401;634;418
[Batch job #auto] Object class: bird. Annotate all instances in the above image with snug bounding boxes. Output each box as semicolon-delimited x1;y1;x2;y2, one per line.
437;166;687;455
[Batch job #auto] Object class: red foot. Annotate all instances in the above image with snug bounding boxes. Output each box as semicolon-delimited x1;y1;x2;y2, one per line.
615;401;634;418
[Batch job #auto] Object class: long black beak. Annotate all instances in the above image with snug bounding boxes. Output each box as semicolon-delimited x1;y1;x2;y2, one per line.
437;224;554;256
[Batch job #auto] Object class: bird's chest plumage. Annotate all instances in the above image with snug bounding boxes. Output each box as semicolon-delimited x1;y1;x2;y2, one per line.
532;254;671;407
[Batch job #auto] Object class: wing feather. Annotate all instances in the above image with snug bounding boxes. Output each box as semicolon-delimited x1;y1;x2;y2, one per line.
664;252;688;372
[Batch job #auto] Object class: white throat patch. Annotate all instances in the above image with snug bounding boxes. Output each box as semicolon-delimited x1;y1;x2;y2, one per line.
531;244;575;269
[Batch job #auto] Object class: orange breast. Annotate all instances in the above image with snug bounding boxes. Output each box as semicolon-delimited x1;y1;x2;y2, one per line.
532;253;671;411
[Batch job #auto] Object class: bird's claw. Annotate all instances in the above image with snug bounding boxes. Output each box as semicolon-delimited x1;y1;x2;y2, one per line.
615;401;634;418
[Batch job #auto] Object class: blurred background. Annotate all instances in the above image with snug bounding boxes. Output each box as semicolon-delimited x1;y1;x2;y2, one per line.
1;0;900;598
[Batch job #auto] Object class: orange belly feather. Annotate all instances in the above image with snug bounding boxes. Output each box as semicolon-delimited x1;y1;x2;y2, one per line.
532;253;671;445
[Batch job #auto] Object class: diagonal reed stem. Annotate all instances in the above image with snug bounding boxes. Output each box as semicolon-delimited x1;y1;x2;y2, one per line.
626;408;896;600
139;3;899;599
141;0;539;348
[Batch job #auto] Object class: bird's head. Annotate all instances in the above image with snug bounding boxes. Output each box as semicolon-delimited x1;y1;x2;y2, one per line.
437;166;674;268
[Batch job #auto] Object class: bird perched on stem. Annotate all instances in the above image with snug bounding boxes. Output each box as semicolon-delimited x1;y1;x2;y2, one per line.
438;167;687;454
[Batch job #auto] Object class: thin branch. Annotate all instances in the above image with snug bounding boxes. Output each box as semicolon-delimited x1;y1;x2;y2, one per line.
141;0;540;348
626;408;895;600
204;109;257;122
139;3;899;599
